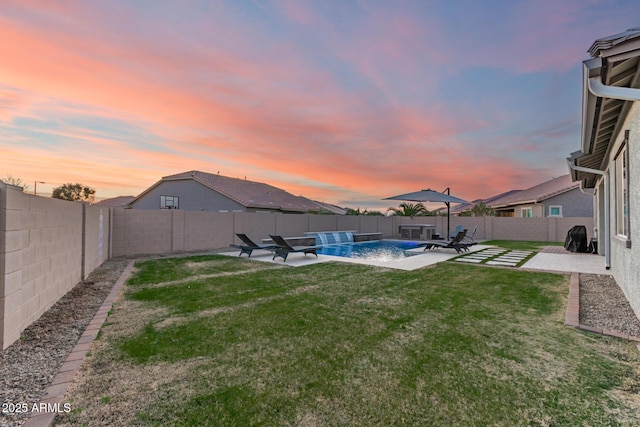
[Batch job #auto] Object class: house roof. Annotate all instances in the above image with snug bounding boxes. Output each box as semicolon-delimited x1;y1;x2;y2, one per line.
131;170;317;212
94;196;136;207
312;201;347;215
489;175;578;209
570;28;640;188
448;189;522;214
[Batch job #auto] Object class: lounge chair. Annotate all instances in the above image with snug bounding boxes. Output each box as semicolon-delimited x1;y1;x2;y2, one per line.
230;233;276;257
419;230;468;253
269;234;319;262
462;225;478;247
449;225;465;239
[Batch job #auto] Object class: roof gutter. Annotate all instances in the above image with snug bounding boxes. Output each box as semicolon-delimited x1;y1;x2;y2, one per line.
587;76;640;101
567;159;610;270
581;57;640;154
577;55;640;270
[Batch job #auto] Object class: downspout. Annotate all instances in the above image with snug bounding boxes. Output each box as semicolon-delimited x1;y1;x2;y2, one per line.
574;59;640;270
568;161;610;270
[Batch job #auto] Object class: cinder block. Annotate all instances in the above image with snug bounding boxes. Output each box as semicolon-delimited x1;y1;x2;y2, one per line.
4;229;29;251
4;187;30;210
4;249;24;273
26;296;40;320
20;280;35;304
3;269;23;298
4;287;22;314
3;309;23;342
5;209;27;230
3;328;21;350
34;211;47;228
22;245;36;265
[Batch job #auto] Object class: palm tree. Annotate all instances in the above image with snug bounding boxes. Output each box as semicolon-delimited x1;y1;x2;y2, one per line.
387;202;429;218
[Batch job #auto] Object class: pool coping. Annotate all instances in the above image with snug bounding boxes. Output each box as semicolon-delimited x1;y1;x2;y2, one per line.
220;243;493;270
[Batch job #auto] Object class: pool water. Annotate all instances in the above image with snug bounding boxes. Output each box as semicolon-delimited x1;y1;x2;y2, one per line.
317;240;421;260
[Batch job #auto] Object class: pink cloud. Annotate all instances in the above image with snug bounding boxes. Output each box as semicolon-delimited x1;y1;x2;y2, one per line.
0;1;585;208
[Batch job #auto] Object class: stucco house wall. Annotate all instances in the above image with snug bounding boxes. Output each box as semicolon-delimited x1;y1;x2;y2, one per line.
543;188;593;217
607;102;640;318
130;180;246;212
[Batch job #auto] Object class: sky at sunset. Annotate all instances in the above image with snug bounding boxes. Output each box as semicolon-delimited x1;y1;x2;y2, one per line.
1;1;639;211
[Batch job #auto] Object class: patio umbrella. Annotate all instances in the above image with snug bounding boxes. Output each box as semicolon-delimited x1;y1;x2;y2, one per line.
384;188;467;239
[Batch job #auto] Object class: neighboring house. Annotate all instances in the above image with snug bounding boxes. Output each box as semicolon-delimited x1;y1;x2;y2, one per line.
488;175;593;218
448;190;522;216
128;170;318;213
312;201;347;215
94;196;135;207
567;28;640;313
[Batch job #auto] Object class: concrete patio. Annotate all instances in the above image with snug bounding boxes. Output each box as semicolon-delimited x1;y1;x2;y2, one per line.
222;243;610;274
521;246;610;275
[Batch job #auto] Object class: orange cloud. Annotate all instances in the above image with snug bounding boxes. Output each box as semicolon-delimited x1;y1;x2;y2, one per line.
0;1;576;208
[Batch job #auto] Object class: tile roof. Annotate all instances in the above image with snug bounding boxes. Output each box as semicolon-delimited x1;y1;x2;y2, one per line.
571;28;640;188
489;174;578;208
158;170;317;212
588;27;640;58
94;196;136;207
448;190;522;214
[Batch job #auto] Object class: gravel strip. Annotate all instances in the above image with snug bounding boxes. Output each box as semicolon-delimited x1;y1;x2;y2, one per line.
579;273;640;337
0;259;130;427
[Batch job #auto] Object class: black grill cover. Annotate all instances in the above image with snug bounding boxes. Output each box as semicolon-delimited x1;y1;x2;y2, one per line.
564;225;589;253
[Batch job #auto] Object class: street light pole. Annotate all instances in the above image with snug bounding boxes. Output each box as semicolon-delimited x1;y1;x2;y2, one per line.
34;181;45;195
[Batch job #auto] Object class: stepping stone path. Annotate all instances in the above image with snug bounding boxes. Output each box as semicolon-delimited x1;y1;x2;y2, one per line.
455;248;533;267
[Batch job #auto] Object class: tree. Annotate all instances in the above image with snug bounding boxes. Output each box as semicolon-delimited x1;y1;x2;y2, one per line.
387;202;430;218
469;202;495;217
346;208;383;216
1;175;31;192
52;183;96;203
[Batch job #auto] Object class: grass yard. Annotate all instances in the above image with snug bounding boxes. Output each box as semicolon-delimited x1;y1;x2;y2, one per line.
60;255;640;426
482;240;564;251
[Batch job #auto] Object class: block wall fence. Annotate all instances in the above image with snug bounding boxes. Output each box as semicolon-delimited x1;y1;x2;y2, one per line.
0;183;110;349
109;209;594;257
1;187;594;349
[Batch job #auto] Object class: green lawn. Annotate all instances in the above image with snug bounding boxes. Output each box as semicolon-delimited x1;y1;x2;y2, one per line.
63;255;640;426
482;240;564;251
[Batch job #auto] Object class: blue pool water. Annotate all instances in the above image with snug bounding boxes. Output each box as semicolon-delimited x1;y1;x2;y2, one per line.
317;240;421;260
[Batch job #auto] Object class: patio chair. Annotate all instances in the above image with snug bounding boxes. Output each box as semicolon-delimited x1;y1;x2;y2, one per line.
269;234;319;262
230;233;276;257
419;230;468;253
449;225;465;239
462;225;478;247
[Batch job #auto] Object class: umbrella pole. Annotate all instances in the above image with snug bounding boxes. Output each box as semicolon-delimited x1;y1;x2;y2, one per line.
446;201;450;239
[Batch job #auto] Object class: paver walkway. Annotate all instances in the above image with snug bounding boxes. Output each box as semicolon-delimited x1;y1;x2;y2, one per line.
454;248;533;267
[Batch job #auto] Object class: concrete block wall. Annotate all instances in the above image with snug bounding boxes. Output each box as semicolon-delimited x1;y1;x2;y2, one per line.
233;212;277;244
1;184;84;349
182;211;234;251
110;208;172;256
83;205;110;277
109;210;594;259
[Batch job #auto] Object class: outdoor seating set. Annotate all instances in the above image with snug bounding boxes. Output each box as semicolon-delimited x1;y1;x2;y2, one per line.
230;233;319;262
231;227;478;261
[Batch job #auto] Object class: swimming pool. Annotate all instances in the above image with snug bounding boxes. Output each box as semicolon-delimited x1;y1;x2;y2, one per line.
317;240;421;261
